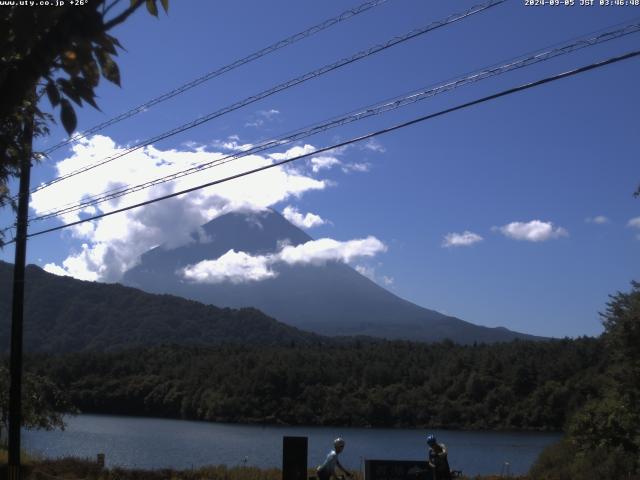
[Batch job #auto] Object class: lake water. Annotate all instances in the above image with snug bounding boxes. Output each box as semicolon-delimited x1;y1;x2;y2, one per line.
23;414;561;477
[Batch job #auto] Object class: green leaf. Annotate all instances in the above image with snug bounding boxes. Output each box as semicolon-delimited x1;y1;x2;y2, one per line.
82;57;101;88
146;0;158;17
96;50;121;86
57;78;83;106
60;99;77;135
103;58;121;86
106;34;124;51
95;34;117;55
71;77;100;110
46;81;60;107
160;0;169;13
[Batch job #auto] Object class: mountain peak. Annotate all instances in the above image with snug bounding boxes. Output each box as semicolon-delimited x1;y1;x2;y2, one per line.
123;209;541;344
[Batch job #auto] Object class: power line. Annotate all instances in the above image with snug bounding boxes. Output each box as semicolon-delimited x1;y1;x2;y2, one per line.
27;20;640;224
11;48;638;244
26;0;506;196
42;0;391;155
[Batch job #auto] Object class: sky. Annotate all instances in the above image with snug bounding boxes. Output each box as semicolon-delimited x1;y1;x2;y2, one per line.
2;0;639;338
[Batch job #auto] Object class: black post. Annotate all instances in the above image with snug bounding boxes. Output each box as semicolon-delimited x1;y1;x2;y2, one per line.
7;110;34;480
282;436;308;480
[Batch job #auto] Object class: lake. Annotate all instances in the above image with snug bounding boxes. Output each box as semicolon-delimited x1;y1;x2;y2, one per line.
23;414;561;477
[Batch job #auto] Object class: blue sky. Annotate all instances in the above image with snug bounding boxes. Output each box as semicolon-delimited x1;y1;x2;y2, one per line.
2;0;639;338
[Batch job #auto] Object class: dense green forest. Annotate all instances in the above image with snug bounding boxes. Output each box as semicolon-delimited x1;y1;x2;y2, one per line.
26;336;603;431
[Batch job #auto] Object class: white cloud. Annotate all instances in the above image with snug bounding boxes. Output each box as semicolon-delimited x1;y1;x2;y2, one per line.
43;243;108;281
442;231;483;248
342;162;371;173
585;216;609;224
355;264;376;280
363;138;385;153
269;144;316;161
278;236;386;266
211;136;254;152
182;140;206;151
33;135;328;282
282;205;327;229
260;109;280;119
310;156;341;173
182;249;276;284
182;236;387;284
43;263;71;277
354;264;393;287
245;109;280;127
495;220;568;242
627;216;640;229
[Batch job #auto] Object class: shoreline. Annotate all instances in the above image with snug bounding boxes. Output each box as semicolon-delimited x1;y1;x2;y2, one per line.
7;456;529;480
53;412;566;435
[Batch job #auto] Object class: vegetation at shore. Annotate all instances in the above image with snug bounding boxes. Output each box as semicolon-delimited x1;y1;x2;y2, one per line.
528;282;640;479
25;336;603;432
4;456;524;480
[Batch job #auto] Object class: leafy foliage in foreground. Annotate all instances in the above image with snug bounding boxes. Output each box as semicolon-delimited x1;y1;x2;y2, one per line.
29;337;603;431
0;0;168;242
0;364;77;437
530;282;640;480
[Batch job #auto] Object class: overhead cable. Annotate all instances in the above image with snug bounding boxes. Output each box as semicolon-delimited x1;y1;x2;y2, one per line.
27;0;506;196
29;20;640;223
43;0;391;155
10;48;638;243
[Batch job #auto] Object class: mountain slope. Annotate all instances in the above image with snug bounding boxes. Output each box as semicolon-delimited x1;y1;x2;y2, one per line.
123;209;541;343
0;261;326;353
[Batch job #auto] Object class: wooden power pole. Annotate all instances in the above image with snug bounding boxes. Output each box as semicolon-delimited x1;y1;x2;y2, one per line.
7;105;34;480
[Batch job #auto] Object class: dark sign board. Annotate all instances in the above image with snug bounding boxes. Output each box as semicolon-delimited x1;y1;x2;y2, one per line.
283;436;308;480
364;459;433;480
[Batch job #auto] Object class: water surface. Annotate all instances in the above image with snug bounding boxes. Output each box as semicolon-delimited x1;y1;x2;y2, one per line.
23;414;560;476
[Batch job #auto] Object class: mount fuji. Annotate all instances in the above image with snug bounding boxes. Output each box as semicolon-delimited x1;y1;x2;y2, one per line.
122;209;540;343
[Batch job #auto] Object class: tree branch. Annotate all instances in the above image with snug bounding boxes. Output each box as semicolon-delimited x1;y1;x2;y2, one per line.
103;0;124;17
103;1;145;31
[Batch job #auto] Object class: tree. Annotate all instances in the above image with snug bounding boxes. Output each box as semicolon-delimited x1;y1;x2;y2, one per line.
603;282;640;382
0;0;168;239
0;365;77;441
531;282;640;479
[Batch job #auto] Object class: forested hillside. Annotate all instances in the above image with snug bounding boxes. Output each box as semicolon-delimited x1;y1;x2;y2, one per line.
29;337;603;431
0;262;327;352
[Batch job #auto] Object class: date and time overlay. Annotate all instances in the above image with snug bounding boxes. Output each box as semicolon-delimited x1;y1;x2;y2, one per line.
1;0;640;8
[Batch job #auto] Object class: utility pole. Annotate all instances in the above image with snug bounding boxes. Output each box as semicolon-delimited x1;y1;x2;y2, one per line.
7;101;34;480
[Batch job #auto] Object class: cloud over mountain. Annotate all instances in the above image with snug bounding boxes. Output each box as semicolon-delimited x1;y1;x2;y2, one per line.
181;236;387;284
282;205;327;228
182;250;276;284
34;135;329;282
